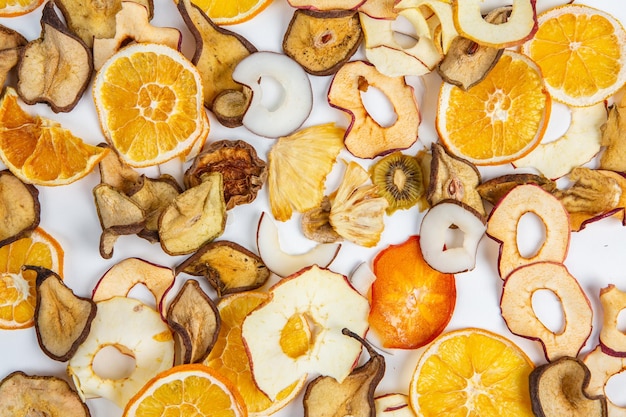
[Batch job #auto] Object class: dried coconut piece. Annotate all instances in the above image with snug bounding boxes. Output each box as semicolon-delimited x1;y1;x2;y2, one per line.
0;371;90;417
0;25;27;88
0;170;40;247
184;140;267;210
30;266;96;362
166;279;220;364
17;2;93;113
176;241;269;296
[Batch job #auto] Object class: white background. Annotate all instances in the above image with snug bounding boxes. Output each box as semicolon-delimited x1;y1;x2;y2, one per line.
1;0;626;416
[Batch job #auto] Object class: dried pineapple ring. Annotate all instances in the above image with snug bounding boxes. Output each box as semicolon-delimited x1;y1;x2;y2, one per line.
241;265;370;401
67;296;174;409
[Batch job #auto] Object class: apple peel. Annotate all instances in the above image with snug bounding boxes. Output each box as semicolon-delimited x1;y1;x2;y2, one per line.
241;265;370;401
500;262;593;362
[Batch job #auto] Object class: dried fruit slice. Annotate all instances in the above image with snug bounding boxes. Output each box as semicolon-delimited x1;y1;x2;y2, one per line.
204;291;306;416
0;227;63;330
177;240;270;296
0;0;43;17
0;25;27;88
328;60;420;159
375;393;416;417
409;328;535;417
188;0;272;25
129;175;182;242
31;266;96;362
529;356;607;417
583;345;626;417
500;262;593;362
437;50;550;166
123;364;246;417
0;371;89;416
93;42;206;168
0;170;40;247
369;235;455;349
370;151;425;215
267;123;344;221
0;88;109;186
522;4;626;107
303;329;384;417
287;0;364;11
476;173;556;207
241;265;370;400
97;143;142;195
283;9;362;76
212;88;252;128
68;296;174;408
600;93;626;171
598;284;626;356
166;279;219;365
16;2;92;113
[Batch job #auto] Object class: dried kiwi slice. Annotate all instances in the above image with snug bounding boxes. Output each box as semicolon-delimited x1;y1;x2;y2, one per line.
370;152;424;214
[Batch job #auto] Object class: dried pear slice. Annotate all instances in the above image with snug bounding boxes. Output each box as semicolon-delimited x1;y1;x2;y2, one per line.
529;357;607;417
428;142;485;216
370;151;425;215
283;9;363;76
54;0;154;48
97;143;142;195
159;172;227;256
176;241;269;296
476;173;556;206
185;140;267;210
29;266;96;362
0;371;90;417
177;0;256;110
212;88;251;128
303;328;385;417
0;25;27;89
17;2;92;113
600;94;626;171
301;196;342;244
166;279;220;364
0;170;40;247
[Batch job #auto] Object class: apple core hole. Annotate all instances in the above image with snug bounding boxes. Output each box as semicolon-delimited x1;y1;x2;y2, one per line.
516;212;547;259
606;370;626;407
531;289;565;335
444;225;465;250
541;101;571;144
360;85;398;128
391;15;418;49
92;345;136;380
127;284;157;311
258;75;285;112
617;308;626;333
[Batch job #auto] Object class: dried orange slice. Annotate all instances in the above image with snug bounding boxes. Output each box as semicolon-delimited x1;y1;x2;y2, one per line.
93;43;206;168
0;228;63;330
123;363;247;417
436;50;550;166
368;235;456;349
0;0;43;17
409;328;535;417
0;88;109;186
204;292;305;416
188;0;272;25
522;4;626;107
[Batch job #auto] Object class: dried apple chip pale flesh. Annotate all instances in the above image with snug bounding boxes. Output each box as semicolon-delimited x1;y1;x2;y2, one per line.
328;60;420;159
583;345;626;417
241;265;370;401
598;284;626;356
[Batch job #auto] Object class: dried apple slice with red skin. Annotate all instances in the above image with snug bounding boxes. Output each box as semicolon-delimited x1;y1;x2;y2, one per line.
453;0;538;49
486;184;571;280
92;257;175;319
500;261;593;362
583;345;626;417
328;60;420;159
599;284;626;357
375;393;416;417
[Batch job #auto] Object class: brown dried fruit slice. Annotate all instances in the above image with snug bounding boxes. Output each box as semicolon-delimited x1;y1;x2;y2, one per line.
301;196;341;244
303;329;384;417
159;172;226;256
54;0;154;48
0;371;90;416
211;88;251;128
500;262;593;362
93;1;182;70
16;2;92;113
600;93;626;171
283;9;362;76
287;0;364;11
328;60;420;159
598;284;626;357
166;279;219;365
97;143;142;195
177;0;256;110
476;173;556;206
0;25;27;88
185;139;267;210
30;266;96;362
0;170;40;247
529;356;607;417
129;175;182;243
176;241;269;296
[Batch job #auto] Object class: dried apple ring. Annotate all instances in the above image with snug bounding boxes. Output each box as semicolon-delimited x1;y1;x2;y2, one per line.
67;296;174;408
500;262;593;362
486;184;571;280
599;284;626;356
328;60;420;159
583;345;626;417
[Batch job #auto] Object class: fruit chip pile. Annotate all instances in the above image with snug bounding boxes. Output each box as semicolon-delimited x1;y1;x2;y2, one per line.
1;0;626;416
